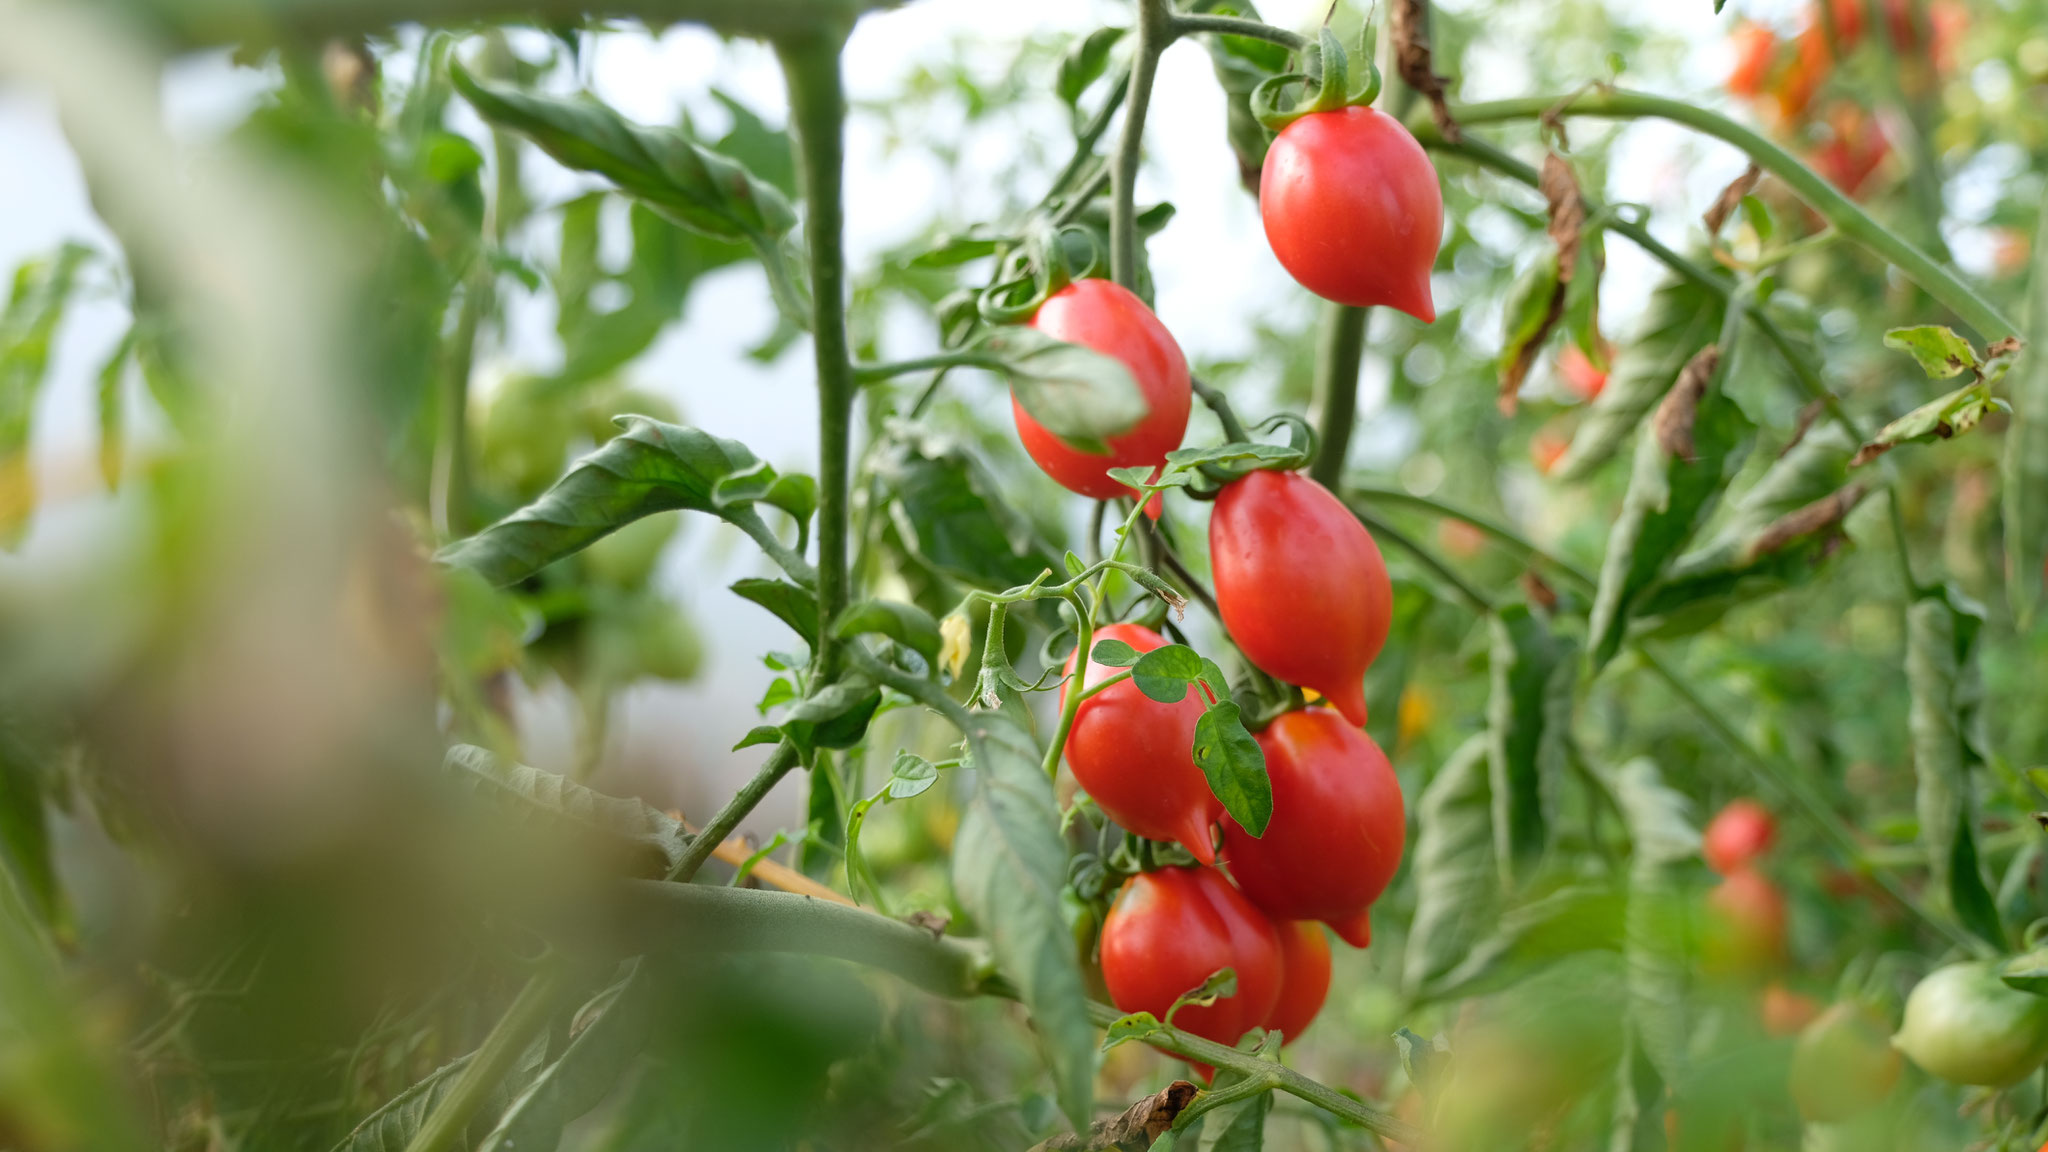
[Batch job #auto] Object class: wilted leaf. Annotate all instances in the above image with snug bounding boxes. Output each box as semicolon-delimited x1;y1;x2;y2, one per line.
1852;380;2004;466
1558;268;1729;480
1907;588;2005;949
1390;0;1460;141
1883;325;1981;380
1653;345;1721;461
1488;605;1576;884
1701;163;1762;236
1613;758;1697;1083
1403;736;1496;996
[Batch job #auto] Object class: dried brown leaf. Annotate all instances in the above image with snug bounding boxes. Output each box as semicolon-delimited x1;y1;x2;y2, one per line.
1540;152;1585;283
1391;0;1461;142
1749;483;1870;559
1702;163;1763;236
1654;345;1722;460
1780;398;1827;457
1522;570;1559;613
1028;1081;1201;1151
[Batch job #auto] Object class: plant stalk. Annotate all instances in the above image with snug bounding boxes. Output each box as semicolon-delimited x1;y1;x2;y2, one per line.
665;742;803;883
1110;0;1173;290
402;957;564;1152
1309;301;1368;487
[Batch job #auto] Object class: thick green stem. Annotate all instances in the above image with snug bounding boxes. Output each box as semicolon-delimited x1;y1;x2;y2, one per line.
1170;12;1310;52
780;32;855;681
402;958;564;1152
1309;302;1368;488
431;277;483;538
1041;64;1130;211
665;742;802;883
1110;0;1172;290
1041;592;1095;779
1440;90;2018;341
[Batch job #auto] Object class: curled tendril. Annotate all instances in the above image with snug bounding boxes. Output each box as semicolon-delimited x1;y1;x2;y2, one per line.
976;224;1103;325
1255;411;1319;461
1249;25;1383;134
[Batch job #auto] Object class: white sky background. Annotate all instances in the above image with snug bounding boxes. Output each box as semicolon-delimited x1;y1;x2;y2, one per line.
0;0;1802;828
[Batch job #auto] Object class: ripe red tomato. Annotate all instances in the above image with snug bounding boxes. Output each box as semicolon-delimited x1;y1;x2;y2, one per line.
1259;107;1442;322
1209;469;1391;726
1727;21;1778;98
1789;1001;1901;1121
1556;343;1609;402
1809;104;1890;198
1774;26;1832;121
1016;278;1191;510
1060;622;1220;862
1220;707;1405;947
1099;867;1283;1056
1760;982;1822;1036
1703;868;1788;977
1703;798;1777;875
1265;920;1332;1042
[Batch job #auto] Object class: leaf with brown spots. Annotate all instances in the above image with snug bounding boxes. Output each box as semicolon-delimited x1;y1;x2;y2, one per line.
1391;0;1461;142
1653;345;1721;461
1027;1082;1200;1151
1702;163;1762;237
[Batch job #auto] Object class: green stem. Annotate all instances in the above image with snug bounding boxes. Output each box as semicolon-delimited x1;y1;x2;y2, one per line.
780;31;855;681
139;0;897;45
854;351;1002;383
665;742;802;883
1170;12;1310;52
1040;64;1129;211
1438;90;2018;341
402;958;564;1152
1309;302;1368;488
1110;0;1172;290
1041;592;1094;778
728;506;817;587
1076;669;1132;702
431;277;484;539
1191;378;1251;442
847;646;978;735
1346;484;1594;591
1350;502;1497;613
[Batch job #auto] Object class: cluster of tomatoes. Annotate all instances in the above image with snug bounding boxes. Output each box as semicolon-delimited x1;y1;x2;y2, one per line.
1726;0;1966;200
1001;97;1445;1063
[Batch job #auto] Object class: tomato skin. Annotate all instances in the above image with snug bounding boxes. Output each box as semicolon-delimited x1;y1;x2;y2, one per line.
1761;982;1823;1036
1016;279;1192;507
1789;1002;1901;1122
1259;107;1442;322
1727;21;1779;98
1209;469;1391;726
1265;921;1332;1042
1060;623;1220;863
1556;343;1609;402
1894;961;2048;1086
1703;798;1777;875
1099;867;1283;1055
1220;708;1405;947
1703;868;1788;977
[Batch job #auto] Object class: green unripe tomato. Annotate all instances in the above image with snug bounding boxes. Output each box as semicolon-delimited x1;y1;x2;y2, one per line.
1893;961;2048;1086
1789;1002;1900;1122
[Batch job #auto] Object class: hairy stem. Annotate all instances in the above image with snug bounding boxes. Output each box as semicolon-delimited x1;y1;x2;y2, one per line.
1440;90;2017;341
1309;302;1368;487
1110;0;1173;290
666;742;803;883
780;31;855;680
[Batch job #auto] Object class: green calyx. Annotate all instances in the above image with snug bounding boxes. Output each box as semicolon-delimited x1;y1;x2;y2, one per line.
978;224;1105;325
1249;25;1382;134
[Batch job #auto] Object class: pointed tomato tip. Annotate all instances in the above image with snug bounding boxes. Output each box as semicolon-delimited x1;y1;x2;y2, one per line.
1400;287;1437;324
1323;683;1369;728
1330;910;1373;949
1179;813;1218;865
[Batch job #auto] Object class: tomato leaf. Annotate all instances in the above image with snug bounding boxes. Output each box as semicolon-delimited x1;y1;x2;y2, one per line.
731;725;783;751
833;599;942;663
0;243;92;548
974;326;1147;455
952;712;1098;1129
885;751;941;800
445;744;686;878
478;973;652;1152
1164;440;1311;473
1100;1010;1165;1053
1416;884;1624;1003
1131;644;1205;703
1487;605;1576;885
1166;967;1238;1028
872;430;1062;598
1057;26;1127;116
1089;638;1142;668
0;725;64;932
1852;380;2007;467
1587;356;1756;671
732;578;820;645
782;679;883;752
1193;701;1271;837
1558;268;1729;481
1907;588;2006;949
1613;758;1698;1084
440;417;802;588
1402;735;1497;997
1195;1066;1274;1151
1883;324;1981;380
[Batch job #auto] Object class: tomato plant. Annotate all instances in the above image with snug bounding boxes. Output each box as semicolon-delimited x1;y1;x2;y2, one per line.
1099;866;1283;1055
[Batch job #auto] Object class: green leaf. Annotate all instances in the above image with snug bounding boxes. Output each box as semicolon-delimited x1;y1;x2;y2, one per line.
441;417;796;587
1613;758;1697;1084
445;744;687;877
2001;948;2048;996
1418;884;1625;1003
1883;324;1981;379
1366;583;1435;755
873;431;1062;596
1163;440;1312;473
1196;1069;1272;1152
479;973;653;1152
799;752;847;882
0;725;63;932
1557;268;1729;481
2005;205;2048;623
94;324;135;490
732;578;820;645
732;725;783;751
1393;1029;1453;1109
783;679;884;752
885;751;941;800
1057;26;1128;114
1089;638;1142;668
1498;252;1565;399
974;326;1146;454
1193;701;1271;838
1907;589;2005;948
0;243;92;547
1131;644;1206;703
1852;379;2005;467
1100;1010;1165;1053
1403;736;1496;997
1487;605;1576;883
1587;364;1755;670
331;1055;474;1152
833;599;942;663
1167;967;1238;1026
951;712;1098;1129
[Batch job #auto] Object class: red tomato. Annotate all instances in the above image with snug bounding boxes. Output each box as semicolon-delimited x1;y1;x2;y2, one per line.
1828;0;1868;47
1761;982;1823;1036
1265;920;1332;1042
1530;427;1570;475
1259;107;1443;322
1557;343;1609;402
1703;798;1777;875
1727;22;1779;98
1809;104;1889;198
1099;867;1283;1058
1220;707;1405;947
1775;26;1832;121
1016;279;1192;510
1704;868;1788;977
1060;622;1220;863
1209;469;1391;726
